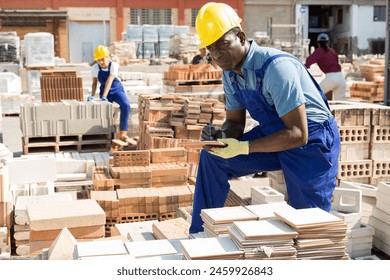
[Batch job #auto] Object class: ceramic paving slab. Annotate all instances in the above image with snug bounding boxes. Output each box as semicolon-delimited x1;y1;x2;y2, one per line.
200;206;258;224
179;236;243;260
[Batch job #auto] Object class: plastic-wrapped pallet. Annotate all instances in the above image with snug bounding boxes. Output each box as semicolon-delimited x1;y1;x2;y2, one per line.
125;24;143;42
24;32;55;67
142;25;159;42
174;25;190;35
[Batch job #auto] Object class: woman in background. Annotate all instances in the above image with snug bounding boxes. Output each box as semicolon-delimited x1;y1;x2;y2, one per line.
305;33;347;100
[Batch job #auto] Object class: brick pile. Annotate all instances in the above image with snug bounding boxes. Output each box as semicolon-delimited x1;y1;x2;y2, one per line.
350;59;384;102
40;70;84;102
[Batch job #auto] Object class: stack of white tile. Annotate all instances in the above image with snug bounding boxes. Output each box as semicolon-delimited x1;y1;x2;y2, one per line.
228;219;297;259
275;207;349;260
200;206;258;237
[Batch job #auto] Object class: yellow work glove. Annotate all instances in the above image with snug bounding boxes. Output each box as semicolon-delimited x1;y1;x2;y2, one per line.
209;138;249;159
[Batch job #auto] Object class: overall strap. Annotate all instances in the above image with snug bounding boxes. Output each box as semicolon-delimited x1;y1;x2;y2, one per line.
255;53;331;110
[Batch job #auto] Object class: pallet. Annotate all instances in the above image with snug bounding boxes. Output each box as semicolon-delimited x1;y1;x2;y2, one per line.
22;133;111;154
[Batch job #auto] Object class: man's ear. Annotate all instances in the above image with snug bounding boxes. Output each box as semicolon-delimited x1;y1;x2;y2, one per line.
237;31;246;45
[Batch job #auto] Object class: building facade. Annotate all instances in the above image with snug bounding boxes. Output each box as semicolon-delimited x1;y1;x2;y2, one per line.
0;0;385;63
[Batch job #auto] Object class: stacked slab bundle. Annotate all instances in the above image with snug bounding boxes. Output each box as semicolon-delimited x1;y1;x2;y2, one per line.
227;219;298;260
19;100;113;154
40;70;84;102
274;207;349;260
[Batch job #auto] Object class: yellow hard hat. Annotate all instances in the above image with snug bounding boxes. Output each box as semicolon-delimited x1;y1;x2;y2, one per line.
94;45;110;60
196;2;242;49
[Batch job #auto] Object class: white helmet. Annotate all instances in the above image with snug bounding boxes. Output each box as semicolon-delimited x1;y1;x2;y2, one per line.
317;33;329;42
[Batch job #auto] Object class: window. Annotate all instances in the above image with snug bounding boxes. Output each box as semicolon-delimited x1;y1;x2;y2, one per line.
1;17;46;27
336;8;343;24
373;6;386;22
191;9;199;27
130;9;172;25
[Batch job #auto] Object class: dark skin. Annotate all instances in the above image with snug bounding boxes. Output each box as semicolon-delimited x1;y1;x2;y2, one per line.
206;29;308;153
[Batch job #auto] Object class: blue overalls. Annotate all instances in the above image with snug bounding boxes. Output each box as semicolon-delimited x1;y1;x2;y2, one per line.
189;54;341;233
98;62;130;131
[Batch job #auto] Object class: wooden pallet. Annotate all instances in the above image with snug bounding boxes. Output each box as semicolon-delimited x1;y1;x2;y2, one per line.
22;133;111;154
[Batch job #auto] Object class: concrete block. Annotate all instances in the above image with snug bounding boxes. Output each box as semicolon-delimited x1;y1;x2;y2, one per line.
373;236;390;255
376;199;390;215
373;227;390;244
67;119;107;135
6;157;56;185
251;186;284;204
354;254;380;260
339;143;369;161
350;242;373;251
14;193;73;224
348;223;375;239
378;181;390;196
56;158;87;174
350;236;374;245
27;199;106;231
368;216;390;236
331;211;361;229
372;206;390;225
34;102;71;121
331;187;362;213
339;181;378;197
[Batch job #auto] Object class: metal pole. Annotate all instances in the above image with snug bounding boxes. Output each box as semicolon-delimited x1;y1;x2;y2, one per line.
384;0;390;106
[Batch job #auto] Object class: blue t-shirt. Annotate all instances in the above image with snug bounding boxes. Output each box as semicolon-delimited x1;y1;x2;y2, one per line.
223;41;332;123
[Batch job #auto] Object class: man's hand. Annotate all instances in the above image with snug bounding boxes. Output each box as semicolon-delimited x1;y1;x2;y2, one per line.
209;138;249;159
201;125;225;141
